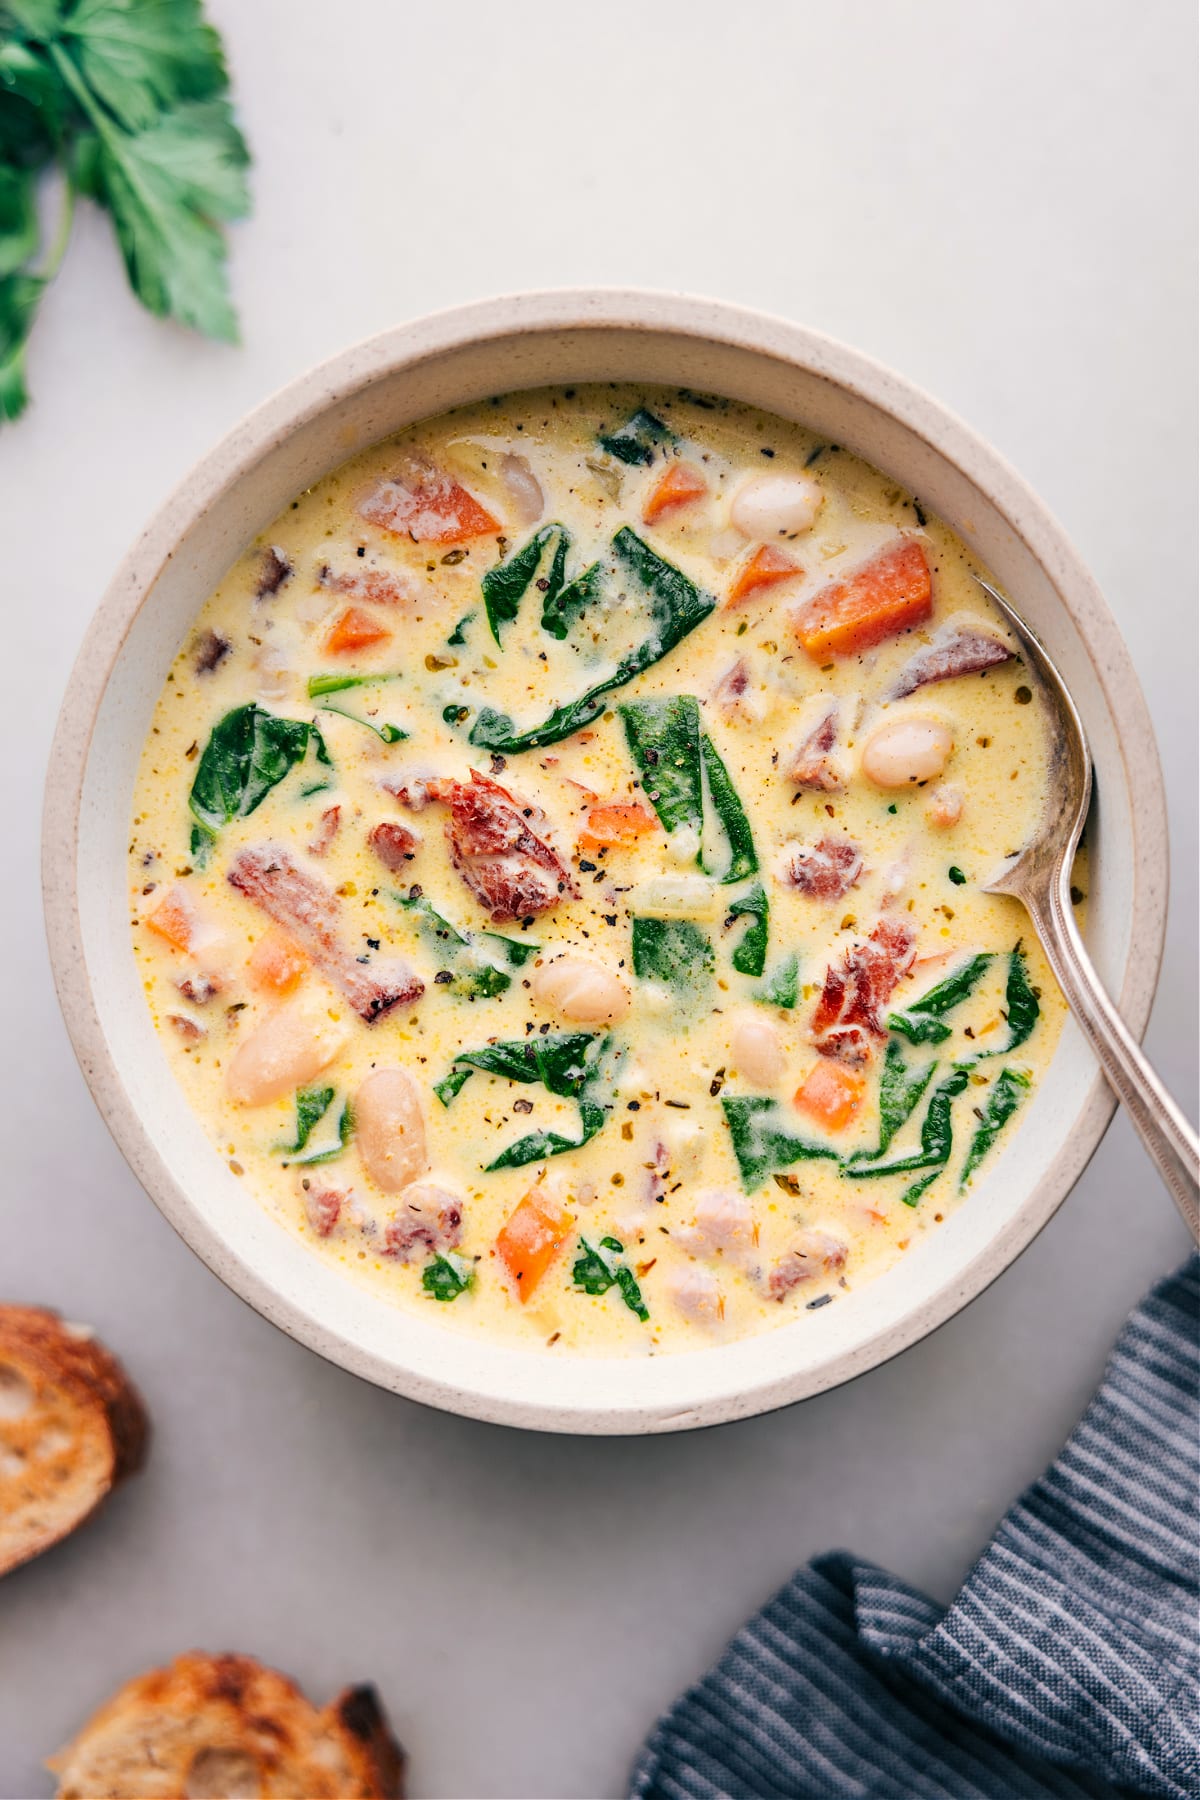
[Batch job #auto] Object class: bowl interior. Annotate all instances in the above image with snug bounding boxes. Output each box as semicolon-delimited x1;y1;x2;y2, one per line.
46;297;1165;1432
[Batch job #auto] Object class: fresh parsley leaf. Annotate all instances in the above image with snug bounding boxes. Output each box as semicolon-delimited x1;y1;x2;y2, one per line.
0;163;37;273
60;0;229;132
0;267;43;419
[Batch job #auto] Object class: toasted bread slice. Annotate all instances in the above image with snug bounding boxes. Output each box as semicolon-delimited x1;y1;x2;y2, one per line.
48;1652;405;1798
0;1305;148;1578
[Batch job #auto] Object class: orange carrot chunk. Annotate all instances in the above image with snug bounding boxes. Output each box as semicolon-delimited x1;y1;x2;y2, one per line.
496;1188;574;1302
578;800;659;851
145;884;199;952
793;1060;867;1131
726;543;801;607
409;479;500;543
324;606;392;654
795;538;932;659
246;929;309;995
643;460;708;524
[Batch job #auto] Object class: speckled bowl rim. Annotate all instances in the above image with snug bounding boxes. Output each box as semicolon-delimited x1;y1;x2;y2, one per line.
42;290;1168;1433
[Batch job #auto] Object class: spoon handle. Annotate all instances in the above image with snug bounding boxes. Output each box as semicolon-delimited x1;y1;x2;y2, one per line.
1023;872;1199;1242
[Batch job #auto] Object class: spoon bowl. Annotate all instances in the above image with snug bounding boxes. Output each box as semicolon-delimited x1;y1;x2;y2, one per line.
976;575;1198;1240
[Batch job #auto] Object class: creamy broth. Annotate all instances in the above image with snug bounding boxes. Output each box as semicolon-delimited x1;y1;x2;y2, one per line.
129;386;1069;1355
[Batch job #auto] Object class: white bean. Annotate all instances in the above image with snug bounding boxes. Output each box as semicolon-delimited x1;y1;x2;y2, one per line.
861;717;953;788
499;452;545;525
730;1011;786;1088
731;472;822;539
530;955;631;1025
355;1068;428;1193
226;998;347;1106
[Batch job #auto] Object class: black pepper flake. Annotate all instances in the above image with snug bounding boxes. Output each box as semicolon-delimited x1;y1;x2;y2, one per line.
434;970;453;985
512;1097;534;1114
490;754;507;774
806;1293;833;1310
664;1099;690;1110
709;1068;726;1097
760;446;775;458
366;937;381;950
913;498;928;526
602;913;617;926
627;1100;641;1111
1070;886;1086;906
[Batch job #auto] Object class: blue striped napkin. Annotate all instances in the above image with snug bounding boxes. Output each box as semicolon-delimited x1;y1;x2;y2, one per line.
631;1256;1198;1800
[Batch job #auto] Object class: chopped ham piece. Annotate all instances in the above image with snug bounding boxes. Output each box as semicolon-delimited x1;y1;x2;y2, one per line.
711;657;752;720
787;698;843;791
227;844;424;1022
888;622;1014;698
668;1264;724;1323
360;465;500;544
308;805;341;857
255;545;293;599
303;1184;345;1237
784;836;864;900
768;1228;848;1299
176;971;221;1005
812;917;917;1065
317;562;418;608
191;628;230;675
368;820;419;872
167;1013;205;1043
380;1184;464;1262
393;771;578;922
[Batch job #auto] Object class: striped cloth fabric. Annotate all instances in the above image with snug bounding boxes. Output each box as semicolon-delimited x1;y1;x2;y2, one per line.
631;1255;1198;1800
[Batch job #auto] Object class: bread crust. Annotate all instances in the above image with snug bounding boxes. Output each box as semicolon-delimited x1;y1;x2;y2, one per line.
0;1304;149;1577
48;1652;406;1798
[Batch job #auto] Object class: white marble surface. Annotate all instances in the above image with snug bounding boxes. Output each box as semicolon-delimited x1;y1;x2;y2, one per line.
0;3;1194;1795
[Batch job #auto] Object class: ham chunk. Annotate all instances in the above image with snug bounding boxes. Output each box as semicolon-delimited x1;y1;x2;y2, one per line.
711;657;751;721
359;464;499;544
787;698;843;791
308;805;341;857
380;1183;464;1263
255;545;293;599
368;820;419;872
227;845;423;1022
317;562;418;607
394;771;577;922
784;836;863;901
888;622;1013;699
768;1228;848;1299
812;917;916;1065
303;1183;346;1238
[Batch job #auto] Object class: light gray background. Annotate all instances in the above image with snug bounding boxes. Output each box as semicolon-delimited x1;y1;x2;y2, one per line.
1;4;1195;1796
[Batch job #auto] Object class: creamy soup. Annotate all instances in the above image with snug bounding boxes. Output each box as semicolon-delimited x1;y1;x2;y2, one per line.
129;385;1071;1355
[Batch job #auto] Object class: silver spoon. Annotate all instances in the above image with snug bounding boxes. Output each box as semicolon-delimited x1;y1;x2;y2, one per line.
974;575;1198;1241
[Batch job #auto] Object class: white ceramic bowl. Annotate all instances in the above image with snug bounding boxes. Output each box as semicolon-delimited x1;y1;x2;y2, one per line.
42;292;1168;1434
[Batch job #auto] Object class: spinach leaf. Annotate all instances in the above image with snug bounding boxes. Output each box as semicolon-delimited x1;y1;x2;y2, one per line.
619;695;703;840
888;953;993;1045
572;1235;650;1321
422;1251;475;1301
845;1064;972;1179
727;883;769;978
280;1085;353;1165
960;1066;1030;1186
317;702;407;744
901;1169;942;1209
468;530;715;753
631;917;714;990
433;1032;615;1168
188;702;330;863
1001;945;1039;1052
849;1040;938;1162
446;611;474;646
700;731;758;883
481;523;565;645
756;953;800;1010
394;890;536;999
307;672;400;697
621;694;757;882
597;407;675;465
721;1096;841;1192
541;554;603;641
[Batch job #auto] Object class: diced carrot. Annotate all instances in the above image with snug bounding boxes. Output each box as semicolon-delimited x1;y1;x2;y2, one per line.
726;543;801;607
643;460;708;524
578;800;658;851
793;1060;867;1132
496;1187;574;1302
795;538;932;659
145;885;198;952
246;929;309;995
324;606;392;654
